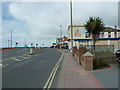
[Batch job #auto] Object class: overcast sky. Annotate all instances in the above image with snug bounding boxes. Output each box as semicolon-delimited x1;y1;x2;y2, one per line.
1;0;119;47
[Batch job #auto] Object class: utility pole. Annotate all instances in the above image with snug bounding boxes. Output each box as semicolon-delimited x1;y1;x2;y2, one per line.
11;30;12;48
8;40;9;48
60;25;62;49
70;0;73;52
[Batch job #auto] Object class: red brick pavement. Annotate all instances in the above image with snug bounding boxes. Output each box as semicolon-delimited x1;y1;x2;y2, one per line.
57;52;105;88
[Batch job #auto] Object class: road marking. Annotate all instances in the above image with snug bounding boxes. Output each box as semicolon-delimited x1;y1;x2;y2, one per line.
0;64;9;68
0;64;2;67
2;64;9;67
34;54;39;56
19;56;31;59
11;58;20;61
43;51;64;90
2;58;12;62
47;60;60;89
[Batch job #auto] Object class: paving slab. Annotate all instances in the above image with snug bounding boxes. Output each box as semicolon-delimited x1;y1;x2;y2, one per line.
57;52;105;88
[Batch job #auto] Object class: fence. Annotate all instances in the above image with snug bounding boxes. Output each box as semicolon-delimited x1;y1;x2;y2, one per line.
85;45;114;53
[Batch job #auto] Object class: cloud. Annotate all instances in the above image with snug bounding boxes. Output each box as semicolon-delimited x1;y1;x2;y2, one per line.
0;2;2;47
2;2;118;47
2;2;15;20
73;2;118;26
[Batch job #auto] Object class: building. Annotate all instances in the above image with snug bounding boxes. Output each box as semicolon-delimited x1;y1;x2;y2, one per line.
68;24;120;52
56;36;68;49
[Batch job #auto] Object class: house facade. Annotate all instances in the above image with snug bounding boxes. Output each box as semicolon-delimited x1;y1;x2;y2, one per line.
68;24;120;52
56;36;68;49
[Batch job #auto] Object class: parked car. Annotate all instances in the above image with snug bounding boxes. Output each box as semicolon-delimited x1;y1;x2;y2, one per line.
115;50;120;63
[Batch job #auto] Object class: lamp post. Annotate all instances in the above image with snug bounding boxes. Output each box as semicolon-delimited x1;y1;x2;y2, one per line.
60;25;62;49
11;30;12;48
8;40;10;48
70;0;73;52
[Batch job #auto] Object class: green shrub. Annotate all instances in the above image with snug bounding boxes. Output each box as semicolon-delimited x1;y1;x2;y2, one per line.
99;59;109;67
93;59;109;70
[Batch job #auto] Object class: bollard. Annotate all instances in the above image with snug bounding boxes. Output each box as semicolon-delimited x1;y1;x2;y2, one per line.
30;48;33;54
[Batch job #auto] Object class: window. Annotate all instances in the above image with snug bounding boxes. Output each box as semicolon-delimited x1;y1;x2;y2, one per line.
114;32;117;38
108;32;111;38
85;32;89;38
102;32;104;37
85;34;88;38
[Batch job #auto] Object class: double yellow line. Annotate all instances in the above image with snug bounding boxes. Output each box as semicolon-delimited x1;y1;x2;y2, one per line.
43;51;64;90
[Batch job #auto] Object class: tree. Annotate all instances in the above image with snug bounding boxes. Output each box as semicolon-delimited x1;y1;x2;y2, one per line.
84;17;105;54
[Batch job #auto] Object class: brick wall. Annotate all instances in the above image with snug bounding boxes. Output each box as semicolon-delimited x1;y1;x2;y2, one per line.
73;47;93;71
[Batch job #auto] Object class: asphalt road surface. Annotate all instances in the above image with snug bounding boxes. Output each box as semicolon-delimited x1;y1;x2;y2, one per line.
2;48;62;88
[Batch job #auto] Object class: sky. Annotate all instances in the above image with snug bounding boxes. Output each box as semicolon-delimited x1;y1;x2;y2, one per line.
1;0;119;48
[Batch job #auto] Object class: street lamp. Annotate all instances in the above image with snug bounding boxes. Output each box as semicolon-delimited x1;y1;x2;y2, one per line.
70;0;73;52
60;25;62;49
11;30;13;48
8;40;10;48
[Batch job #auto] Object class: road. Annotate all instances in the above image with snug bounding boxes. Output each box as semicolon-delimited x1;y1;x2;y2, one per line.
2;48;62;88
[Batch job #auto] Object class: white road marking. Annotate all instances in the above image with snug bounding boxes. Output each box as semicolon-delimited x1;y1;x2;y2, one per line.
2;58;11;62
23;54;28;56
19;56;31;59
43;51;64;89
0;64;2;67
2;64;9;67
11;58;20;61
34;54;39;56
0;64;9;68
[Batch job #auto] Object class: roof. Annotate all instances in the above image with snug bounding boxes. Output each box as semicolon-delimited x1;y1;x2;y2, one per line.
84;51;93;56
68;24;120;32
68;24;84;30
103;27;120;32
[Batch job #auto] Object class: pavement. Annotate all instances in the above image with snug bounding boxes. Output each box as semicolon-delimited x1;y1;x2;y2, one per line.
92;63;119;88
57;50;105;88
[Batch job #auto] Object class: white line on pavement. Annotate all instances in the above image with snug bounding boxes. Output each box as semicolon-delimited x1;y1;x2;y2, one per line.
0;64;9;68
2;64;9;67
34;54;39;56
11;58;21;61
2;58;11;62
19;56;31;59
0;64;2;67
43;51;64;89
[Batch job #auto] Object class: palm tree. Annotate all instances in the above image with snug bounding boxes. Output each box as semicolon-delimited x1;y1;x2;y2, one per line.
84;17;105;54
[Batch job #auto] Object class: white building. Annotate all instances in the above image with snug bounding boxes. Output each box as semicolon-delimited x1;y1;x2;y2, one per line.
68;24;120;51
